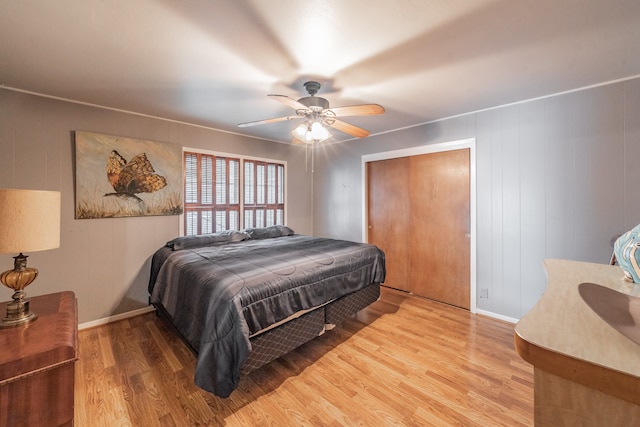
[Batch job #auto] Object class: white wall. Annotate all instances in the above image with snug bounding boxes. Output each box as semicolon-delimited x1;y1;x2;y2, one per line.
312;77;640;319
0;89;313;323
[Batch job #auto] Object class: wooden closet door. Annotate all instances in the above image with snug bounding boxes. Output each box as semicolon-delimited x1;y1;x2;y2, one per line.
408;149;470;309
367;157;411;292
367;148;470;309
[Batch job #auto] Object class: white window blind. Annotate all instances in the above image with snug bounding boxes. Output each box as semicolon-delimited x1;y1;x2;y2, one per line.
256;164;265;204
244;161;255;204
201;156;213;205
267;164;276;204
215;158;226;204
229;160;239;204
185;153;198;204
277;165;284;204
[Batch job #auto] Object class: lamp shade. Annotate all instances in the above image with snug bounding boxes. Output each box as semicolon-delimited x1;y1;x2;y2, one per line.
0;189;61;254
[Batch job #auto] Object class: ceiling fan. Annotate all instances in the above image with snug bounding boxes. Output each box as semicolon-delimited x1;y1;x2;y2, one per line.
238;81;384;144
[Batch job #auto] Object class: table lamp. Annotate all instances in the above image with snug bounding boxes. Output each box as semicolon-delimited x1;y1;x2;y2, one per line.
0;189;61;328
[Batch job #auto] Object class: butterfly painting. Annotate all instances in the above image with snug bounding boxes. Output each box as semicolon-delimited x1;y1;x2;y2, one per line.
105;150;167;202
74;131;183;219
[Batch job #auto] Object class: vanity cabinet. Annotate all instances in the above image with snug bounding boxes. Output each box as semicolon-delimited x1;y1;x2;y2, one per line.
515;260;640;426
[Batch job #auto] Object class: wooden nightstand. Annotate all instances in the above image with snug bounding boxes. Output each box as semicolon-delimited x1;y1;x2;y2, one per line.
0;291;78;427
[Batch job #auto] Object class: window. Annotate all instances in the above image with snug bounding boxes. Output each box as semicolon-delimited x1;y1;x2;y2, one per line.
243;160;285;228
183;150;285;235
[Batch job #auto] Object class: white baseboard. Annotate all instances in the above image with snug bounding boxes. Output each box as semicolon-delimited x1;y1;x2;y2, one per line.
475;308;519;324
78;306;156;330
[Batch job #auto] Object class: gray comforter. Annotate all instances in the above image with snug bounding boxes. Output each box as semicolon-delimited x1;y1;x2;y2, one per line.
148;234;385;397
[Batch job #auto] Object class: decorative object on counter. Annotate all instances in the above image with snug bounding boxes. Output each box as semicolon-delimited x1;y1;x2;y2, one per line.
0;189;61;327
614;224;640;283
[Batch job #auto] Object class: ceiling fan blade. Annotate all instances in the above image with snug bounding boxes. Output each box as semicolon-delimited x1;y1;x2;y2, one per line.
238;115;298;127
328;119;371;138
328;104;385;117
268;94;310;112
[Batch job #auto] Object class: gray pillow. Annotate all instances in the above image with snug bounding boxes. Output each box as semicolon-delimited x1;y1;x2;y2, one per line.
166;230;250;251
243;225;295;240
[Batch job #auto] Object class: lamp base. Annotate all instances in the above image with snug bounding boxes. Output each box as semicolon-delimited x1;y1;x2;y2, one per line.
1;296;38;328
0;254;40;328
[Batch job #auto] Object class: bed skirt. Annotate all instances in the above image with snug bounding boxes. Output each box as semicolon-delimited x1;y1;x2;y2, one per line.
154;283;380;377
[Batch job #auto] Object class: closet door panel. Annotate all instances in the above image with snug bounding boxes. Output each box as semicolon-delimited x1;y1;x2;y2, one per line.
367;157;410;292
408;149;470;309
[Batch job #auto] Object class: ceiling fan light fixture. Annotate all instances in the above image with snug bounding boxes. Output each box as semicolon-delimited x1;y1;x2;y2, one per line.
293;123;308;140
292;121;331;144
311;121;329;141
291;124;314;144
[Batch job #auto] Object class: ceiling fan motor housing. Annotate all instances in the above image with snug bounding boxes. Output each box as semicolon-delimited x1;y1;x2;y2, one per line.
303;81;322;96
297;96;329;112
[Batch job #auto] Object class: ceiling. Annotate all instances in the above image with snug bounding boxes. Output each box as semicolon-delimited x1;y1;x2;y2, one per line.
2;0;640;144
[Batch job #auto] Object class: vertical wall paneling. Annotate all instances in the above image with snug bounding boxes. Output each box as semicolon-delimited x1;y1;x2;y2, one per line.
624;79;640;228
0;92;15;186
589;85;626;262
489;109;505;314
518;100;547;314
569;90;592;263
314;144;365;242
317;77;640;321
474;111;494;312
500;106;522;319
544;92;575;261
14;96;48;189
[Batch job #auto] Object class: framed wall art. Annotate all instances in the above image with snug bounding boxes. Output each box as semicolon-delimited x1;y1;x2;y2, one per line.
74;131;183;219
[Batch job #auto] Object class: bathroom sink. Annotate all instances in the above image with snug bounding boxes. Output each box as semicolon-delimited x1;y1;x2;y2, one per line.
578;282;640;346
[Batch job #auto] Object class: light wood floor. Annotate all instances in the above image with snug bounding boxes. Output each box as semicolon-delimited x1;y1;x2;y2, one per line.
75;287;534;426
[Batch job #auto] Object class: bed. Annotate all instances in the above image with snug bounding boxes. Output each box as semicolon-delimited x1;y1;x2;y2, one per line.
148;225;386;398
